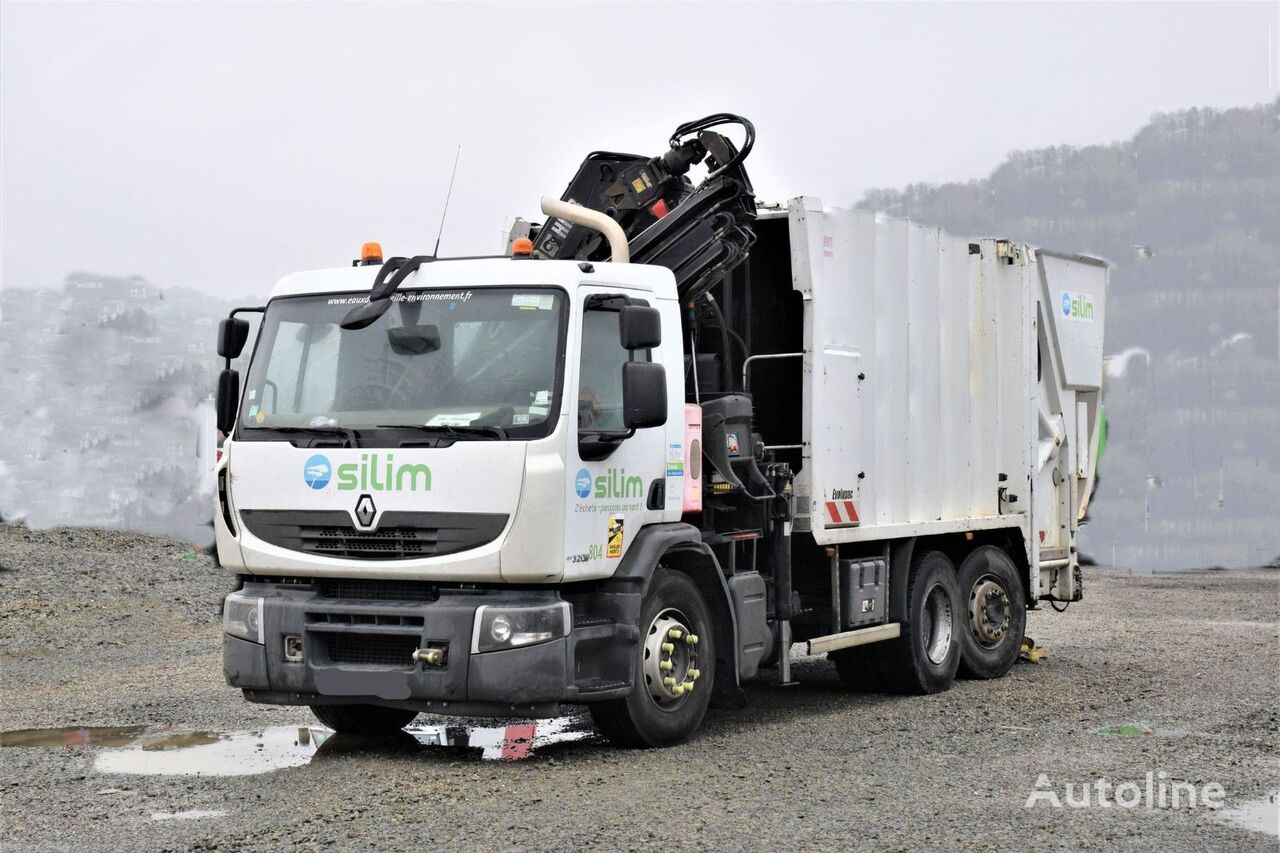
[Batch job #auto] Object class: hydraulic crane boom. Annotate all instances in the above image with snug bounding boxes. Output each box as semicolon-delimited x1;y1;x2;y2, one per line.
532;113;758;302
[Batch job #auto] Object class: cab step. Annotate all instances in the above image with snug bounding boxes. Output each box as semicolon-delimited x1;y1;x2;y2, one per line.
805;622;901;655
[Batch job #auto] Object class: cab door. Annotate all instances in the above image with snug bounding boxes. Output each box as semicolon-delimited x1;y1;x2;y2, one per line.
561;286;669;576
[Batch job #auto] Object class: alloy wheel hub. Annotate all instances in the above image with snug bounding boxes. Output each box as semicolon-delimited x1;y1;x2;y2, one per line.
642;609;701;707
969;578;1010;648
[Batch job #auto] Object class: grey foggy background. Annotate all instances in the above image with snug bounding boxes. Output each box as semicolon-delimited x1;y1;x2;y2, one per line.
1;1;1278;568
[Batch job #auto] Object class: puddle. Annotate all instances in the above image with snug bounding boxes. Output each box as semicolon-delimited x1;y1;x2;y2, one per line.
95;727;314;776
0;725;149;748
151;809;228;822
1221;791;1279;839
0;715;600;775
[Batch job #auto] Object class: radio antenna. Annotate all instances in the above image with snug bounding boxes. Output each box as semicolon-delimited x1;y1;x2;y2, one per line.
432;145;462;257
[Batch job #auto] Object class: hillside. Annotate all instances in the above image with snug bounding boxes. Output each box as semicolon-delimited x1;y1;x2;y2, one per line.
860;99;1280;569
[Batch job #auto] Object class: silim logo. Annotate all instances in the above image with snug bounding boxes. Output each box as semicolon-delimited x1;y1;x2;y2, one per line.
1060;290;1095;321
574;467;645;500
303;453;431;492
303;455;331;490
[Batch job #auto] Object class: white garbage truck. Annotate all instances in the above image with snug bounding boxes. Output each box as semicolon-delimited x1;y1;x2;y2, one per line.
214;115;1107;747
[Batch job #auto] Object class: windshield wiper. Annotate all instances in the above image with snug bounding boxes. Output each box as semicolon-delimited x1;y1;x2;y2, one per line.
450;424;507;440
254;425;361;447
375;424;508;441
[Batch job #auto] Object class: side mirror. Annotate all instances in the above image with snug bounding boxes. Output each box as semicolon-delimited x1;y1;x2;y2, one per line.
216;369;240;434
622;361;667;429
619;305;661;350
218;317;251;359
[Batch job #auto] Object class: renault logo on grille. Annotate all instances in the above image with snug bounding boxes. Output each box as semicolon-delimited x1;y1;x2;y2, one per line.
353;494;377;530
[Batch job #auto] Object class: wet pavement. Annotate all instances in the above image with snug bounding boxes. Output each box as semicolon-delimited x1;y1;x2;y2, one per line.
0;714;603;776
1220;791;1280;839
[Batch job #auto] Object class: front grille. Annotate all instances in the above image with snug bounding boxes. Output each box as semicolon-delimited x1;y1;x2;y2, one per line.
302;526;437;559
240;510;507;561
318;578;439;602
324;634;419;668
308;612;425;627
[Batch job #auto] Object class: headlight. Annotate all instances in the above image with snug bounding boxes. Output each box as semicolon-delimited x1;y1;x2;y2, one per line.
471;602;570;653
224;591;264;644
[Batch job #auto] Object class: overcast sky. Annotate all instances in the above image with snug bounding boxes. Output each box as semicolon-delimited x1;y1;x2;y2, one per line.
2;1;1276;299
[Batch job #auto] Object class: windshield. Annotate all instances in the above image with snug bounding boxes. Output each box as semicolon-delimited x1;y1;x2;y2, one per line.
238;286;567;439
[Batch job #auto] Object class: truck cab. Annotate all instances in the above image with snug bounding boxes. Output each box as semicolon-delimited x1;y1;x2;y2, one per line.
217;255;710;736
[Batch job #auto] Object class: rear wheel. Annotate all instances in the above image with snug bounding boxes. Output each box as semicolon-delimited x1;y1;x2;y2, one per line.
956;545;1026;679
310;703;418;734
869;549;962;694
589;569;714;748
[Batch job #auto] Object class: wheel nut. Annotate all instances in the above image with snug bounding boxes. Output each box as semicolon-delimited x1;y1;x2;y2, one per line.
659;660;673;671
672;685;685;696
686;633;699;645
668;629;683;640
687;668;700;680
663;676;676;687
661;642;674;653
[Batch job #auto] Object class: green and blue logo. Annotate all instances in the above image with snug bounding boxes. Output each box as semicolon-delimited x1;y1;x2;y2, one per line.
576;467;645;500
303;453;431;492
303;455;331;490
1060;290;1095;321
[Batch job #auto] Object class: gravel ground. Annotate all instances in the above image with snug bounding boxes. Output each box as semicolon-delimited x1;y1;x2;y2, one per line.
1;522;1277;851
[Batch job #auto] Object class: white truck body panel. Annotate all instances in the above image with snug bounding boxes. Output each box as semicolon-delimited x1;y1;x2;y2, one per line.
784;198;1107;598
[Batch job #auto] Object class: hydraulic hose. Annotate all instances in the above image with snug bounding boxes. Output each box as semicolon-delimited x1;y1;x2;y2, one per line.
669;113;756;177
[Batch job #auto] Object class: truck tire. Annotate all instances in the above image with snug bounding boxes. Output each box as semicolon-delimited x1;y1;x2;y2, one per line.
589;569;714;748
956;545;1026;679
310;703;418;734
872;549;962;694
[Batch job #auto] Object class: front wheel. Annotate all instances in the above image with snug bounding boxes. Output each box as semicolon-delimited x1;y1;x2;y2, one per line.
956;545;1026;679
589;569;714;748
310;703;418;735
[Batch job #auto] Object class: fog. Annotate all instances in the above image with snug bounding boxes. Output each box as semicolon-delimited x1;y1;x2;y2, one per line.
3;2;1275;296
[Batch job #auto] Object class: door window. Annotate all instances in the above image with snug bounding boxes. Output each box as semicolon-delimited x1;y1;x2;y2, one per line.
578;307;647;431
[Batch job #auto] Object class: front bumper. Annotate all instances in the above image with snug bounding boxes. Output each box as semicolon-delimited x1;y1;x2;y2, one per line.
223;578;635;718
